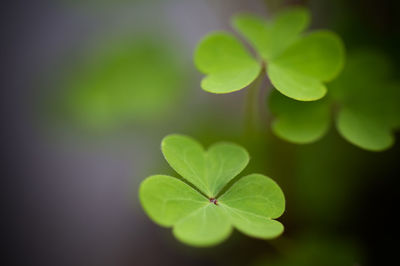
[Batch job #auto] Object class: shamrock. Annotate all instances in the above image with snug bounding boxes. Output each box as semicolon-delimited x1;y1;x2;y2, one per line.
194;7;345;101
139;134;285;247
269;49;400;151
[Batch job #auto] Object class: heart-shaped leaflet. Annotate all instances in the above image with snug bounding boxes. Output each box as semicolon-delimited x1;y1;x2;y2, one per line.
139;135;285;246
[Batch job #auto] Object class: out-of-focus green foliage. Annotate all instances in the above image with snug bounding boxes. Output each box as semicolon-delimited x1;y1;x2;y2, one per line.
195;7;345;101
269;50;400;151
292;132;365;224
234;8;310;61
62;36;186;129
139;134;285;246
269;90;330;143
255;235;363;266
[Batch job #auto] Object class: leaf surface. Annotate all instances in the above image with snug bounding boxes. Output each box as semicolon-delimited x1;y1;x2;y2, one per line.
219;174;285;219
173;204;232;246
222;206;284;239
336;107;394;151
268;64;327;101
162;134;249;197
269;89;331;143
268;31;344;101
219;174;285;238
233;7;310;60
139;175;208;227
194;32;261;93
270;31;345;81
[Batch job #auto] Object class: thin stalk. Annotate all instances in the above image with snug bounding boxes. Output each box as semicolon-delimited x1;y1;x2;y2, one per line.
244;66;265;137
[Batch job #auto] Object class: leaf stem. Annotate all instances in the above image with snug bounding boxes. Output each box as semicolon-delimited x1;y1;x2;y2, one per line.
244;65;265;137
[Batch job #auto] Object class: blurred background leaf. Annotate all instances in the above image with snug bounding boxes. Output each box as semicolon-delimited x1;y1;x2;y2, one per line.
54;35;188;130
269;49;400;151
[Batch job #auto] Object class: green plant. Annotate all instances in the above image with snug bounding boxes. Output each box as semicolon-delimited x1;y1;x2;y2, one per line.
139;134;285;247
62;35;186;129
138;4;398;250
194;7;345;101
269;50;400;151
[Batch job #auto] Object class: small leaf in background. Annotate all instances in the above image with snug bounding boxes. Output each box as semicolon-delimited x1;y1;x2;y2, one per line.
268;90;331;144
139;134;285;247
194;32;261;93
330;50;400;151
195;7;345;101
269;49;400;151
232;7;310;60
62;36;186;129
336;106;394;151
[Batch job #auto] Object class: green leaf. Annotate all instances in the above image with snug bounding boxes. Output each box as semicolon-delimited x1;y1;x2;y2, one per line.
139;175;208;227
269;89;331;143
270;31;345;81
336;107;394;151
330;49;393;102
233;7;310;60
194;32;261;93
219;174;285;219
161;134;249;197
62;36;186;129
330;50;399;151
268;31;345;101
268;64;327;101
195;8;345;99
219;174;285;239
139;175;231;246
173;204;232;247
223;208;284;239
269;49;399;151
139;135;285;246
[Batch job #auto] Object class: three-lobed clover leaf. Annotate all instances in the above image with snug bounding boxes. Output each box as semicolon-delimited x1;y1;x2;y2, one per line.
139;134;285;247
194;7;345;101
269;49;400;151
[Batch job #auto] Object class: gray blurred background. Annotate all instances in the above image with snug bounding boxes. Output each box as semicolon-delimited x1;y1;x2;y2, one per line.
2;1;400;265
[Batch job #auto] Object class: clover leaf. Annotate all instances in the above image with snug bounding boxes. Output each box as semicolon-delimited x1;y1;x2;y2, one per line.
269;90;331;144
269;49;400;151
194;7;345;101
139;134;285;247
